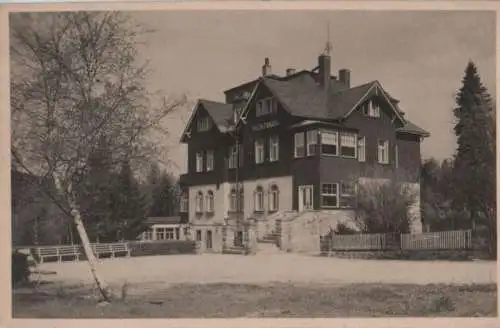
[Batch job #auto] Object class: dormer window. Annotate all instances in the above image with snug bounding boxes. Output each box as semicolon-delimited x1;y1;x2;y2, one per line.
256;98;277;117
197;116;212;132
362;100;380;118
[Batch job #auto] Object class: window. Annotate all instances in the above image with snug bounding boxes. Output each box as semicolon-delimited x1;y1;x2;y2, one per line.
269;185;279;212
256;98;277;117
321;131;338;155
321;183;338;208
206;150;214;172
307;130;318;156
197;116;211;132
255;138;265;164
362;100;380;118
340;133;357;157
394;144;399;168
229;188;238;211
294;132;305;158
180;192;188;212
269;135;279;162
206;190;214;213
357;137;366;162
196;151;204;172
340;181;356;208
196;230;202;241
229;187;243;212
254;186;264;212
378;140;389;164
228;144;240;169
195;191;203;213
142;229;153;241
155;228;175;241
300;185;314;210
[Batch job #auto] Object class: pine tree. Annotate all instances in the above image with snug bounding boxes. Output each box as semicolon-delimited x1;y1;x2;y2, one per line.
452;61;496;256
149;172;179;217
108;160;147;241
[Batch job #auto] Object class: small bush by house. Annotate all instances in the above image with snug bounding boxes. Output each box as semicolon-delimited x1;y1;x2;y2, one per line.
128;240;197;257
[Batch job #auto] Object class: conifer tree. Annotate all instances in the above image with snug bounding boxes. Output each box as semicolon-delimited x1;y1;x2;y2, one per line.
452;61;496;255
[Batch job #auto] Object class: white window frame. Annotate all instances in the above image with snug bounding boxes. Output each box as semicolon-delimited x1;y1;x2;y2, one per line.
357;136;366;162
340;132;357;158
306;130;318;156
206;191;214;213
269;135;279;162
206;149;214;172
269;185;279;212
195;191;204;213
256;97;277;117
143;229;153;241
321;183;339;208
362;100;380;118
229;189;238;212
294;132;305;158
197;116;211;132
196;151;204;172
378;140;389;164
255;138;265;164
180;192;188;212
339;181;356;208
254;187;264;212
321;131;339;156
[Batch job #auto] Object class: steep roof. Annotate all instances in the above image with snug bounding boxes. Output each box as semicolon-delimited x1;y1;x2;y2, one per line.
199;99;234;131
185;69;429;139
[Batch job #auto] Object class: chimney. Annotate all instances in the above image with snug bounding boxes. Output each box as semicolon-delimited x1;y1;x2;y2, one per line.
318;54;331;88
286;68;296;76
262;57;272;76
339;69;351;88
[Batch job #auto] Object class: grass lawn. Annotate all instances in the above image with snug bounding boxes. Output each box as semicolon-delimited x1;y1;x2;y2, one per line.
13;282;497;318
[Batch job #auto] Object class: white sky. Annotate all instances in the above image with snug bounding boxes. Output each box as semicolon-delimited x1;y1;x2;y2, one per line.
130;10;495;175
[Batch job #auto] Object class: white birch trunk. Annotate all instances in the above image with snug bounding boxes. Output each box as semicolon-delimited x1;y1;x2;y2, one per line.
52;172;112;301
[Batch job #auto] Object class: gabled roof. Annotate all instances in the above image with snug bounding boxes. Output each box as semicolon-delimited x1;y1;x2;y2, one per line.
180;99;235;142
186;67;429;139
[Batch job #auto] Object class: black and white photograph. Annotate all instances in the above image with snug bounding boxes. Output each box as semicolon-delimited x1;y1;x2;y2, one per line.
5;2;497;320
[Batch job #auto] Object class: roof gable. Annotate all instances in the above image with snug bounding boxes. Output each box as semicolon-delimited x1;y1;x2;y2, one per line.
180;99;234;142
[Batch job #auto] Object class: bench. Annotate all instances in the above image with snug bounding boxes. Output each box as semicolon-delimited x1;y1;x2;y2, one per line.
110;243;131;257
36;245;80;263
91;243;130;258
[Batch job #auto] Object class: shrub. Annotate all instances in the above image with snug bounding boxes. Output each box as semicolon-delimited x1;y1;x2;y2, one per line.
128;240;197;257
334;222;358;235
12;250;30;286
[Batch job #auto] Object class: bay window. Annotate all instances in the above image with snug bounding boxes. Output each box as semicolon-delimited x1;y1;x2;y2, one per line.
294;132;305;158
321;131;338;155
306;130;318;156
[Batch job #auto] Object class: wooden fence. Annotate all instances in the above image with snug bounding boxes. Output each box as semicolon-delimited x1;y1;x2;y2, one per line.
400;230;472;250
324;230;472;251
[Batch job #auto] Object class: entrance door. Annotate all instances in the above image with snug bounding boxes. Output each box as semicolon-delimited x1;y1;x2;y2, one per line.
234;231;243;247
298;185;314;211
206;230;213;250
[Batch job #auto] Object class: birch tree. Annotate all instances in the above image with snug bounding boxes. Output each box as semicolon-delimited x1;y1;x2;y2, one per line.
10;12;185;301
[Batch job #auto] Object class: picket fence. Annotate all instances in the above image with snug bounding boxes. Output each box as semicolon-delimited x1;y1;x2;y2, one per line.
323;229;472;251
